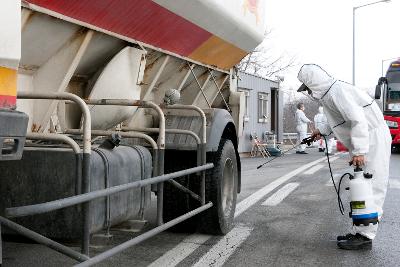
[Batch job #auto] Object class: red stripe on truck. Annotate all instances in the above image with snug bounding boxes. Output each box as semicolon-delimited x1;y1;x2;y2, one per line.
0;95;17;109
26;0;212;56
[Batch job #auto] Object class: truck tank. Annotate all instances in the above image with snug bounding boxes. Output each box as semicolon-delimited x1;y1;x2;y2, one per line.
18;0;266;133
24;0;266;71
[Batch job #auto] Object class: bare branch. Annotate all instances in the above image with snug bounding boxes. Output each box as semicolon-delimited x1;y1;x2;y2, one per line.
236;30;297;78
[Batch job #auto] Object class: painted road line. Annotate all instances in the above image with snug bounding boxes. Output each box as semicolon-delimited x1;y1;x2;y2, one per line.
325;178;334;187
335;151;346;156
235;156;327;217
389;179;400;189
325;156;339;162
261;183;299;206
192;225;253;267
325;173;342;187
147;234;211;267
148;156;326;267
303;164;324;175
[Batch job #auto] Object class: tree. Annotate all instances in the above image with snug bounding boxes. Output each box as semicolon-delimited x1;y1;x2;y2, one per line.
237;30;297;78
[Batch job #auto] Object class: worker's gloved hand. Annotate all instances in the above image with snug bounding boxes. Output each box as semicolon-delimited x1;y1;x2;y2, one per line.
351;155;365;166
301;135;316;146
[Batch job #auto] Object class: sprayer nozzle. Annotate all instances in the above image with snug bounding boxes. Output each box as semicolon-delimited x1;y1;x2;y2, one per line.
301;136;316;146
354;166;363;172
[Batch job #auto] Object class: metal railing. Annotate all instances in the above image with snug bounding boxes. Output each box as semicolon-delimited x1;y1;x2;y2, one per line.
5;164;213;218
17;92;92;254
162;104;207;205
1;93;213;266
122;127;203;202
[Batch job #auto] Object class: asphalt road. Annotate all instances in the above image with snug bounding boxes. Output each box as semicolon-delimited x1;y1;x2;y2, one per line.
2;148;400;267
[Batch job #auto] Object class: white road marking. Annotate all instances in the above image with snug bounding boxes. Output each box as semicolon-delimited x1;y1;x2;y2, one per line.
192;225;253;267
261;183;299;206
147;156;326;267
302;164;324;175
235;156;327;217
325;173;342;186
325;156;339;162
147;234;211;267
325;179;334;187
389;179;400;189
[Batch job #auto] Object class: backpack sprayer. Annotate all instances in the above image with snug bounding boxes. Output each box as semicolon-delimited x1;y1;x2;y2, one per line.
347;167;378;226
257;135;378;226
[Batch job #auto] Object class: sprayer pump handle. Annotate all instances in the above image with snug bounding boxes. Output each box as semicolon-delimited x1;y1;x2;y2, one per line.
354;166;363;172
364;173;373;179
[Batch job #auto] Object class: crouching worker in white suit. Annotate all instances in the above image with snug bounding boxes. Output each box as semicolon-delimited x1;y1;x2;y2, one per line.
314;106;335;155
297;64;391;250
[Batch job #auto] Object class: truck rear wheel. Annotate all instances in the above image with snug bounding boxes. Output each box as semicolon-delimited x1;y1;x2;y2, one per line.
198;138;238;235
163;151;198;232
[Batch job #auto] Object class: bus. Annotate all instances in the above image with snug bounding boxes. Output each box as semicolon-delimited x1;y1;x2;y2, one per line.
376;59;400;151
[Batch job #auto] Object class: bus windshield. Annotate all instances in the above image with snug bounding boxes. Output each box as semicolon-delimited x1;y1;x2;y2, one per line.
385;71;400;112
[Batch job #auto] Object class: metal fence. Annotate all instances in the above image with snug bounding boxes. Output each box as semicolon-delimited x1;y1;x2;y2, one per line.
0;92;214;267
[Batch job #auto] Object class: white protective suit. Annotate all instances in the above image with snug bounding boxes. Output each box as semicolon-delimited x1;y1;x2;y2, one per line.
295;108;311;152
298;64;391;239
314;106;335;153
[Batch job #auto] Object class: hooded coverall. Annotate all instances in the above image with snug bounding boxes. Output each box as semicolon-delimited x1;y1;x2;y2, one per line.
298;64;391;239
295;109;311;152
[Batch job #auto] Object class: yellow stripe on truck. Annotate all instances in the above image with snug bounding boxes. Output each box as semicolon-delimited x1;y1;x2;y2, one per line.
0;66;17;96
0;66;17;109
189;36;248;70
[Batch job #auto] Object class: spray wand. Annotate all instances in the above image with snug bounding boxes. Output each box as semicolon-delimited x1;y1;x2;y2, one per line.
256;133;351;216
256;135;316;169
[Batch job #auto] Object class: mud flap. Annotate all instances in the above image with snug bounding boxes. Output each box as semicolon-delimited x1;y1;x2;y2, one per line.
0;110;28;161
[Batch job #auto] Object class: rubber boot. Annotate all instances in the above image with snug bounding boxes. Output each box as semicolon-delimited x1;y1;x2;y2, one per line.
337;233;353;241
337;233;372;250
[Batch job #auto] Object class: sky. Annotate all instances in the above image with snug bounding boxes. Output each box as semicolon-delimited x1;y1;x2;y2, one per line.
263;0;400;95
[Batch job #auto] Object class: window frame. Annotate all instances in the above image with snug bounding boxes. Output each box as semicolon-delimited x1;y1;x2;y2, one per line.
258;92;269;123
238;89;250;122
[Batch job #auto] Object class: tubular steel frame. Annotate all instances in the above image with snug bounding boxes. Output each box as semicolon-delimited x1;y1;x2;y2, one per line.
163;104;207;205
17;92;92;254
122;127;203;202
208;69;231;112
1;94;213;267
82;98;167;226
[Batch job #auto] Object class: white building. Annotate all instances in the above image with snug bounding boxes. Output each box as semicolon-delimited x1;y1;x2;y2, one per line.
237;72;283;154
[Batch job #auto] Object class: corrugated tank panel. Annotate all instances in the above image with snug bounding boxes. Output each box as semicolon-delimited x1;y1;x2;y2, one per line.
165;115;202;150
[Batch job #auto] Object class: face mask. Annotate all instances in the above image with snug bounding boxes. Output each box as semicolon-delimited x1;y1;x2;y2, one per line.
298;83;319;101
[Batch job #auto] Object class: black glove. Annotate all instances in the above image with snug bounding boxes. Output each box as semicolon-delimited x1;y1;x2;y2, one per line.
301;136;316;146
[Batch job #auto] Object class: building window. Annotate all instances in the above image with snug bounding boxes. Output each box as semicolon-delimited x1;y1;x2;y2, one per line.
239;89;250;122
258;93;269;123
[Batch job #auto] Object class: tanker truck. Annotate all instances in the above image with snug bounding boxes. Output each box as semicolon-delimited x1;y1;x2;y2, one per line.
0;0;266;265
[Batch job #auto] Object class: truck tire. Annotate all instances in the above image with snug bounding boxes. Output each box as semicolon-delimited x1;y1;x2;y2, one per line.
163;151;198;232
198;138;238;235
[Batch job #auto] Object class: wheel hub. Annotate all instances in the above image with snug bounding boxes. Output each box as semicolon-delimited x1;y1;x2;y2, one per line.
221;158;234;212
